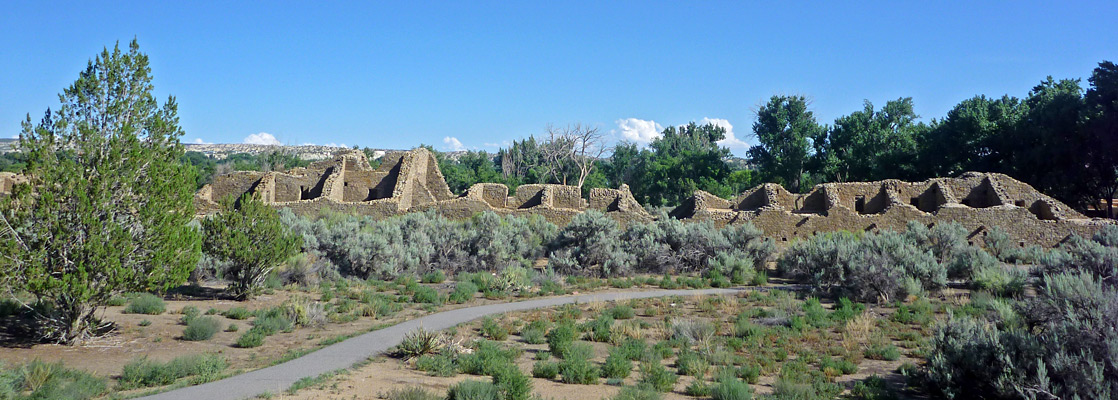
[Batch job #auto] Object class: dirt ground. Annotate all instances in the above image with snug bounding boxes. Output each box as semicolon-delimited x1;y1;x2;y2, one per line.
275;293;929;400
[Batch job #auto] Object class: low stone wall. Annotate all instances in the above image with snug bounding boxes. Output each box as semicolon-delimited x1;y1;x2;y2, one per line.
194;148;1112;247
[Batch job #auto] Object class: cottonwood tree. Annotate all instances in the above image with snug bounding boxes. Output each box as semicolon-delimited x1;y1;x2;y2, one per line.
749;95;823;193
202;194;301;300
0;40;201;343
544;123;607;189
1086;61;1118;219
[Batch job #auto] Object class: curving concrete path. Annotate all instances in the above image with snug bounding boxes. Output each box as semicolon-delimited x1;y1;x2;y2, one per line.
139;288;754;400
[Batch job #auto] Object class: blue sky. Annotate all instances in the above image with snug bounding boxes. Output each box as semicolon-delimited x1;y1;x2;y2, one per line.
2;2;1115;156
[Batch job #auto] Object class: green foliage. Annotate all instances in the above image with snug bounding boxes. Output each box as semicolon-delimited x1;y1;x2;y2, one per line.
222;307;252;320
203;194;301;300
814;98;925;183
674;350;708;377
236;330;265;348
546;323;577;359
550;210;632;277
182;316;222;341
411;285;441;304
124;294;167;315
637;361;677;393
601;348;633;379
481;318;509;341
446;379;499;400
607;305;636;320
251;311;294;336
382;386;440;400
927;269;1118;400
610;385;663;400
0;360;107;399
531;360;559;379
970;264;1026;297
415;354;457;377
777;229;949;302
711;376;753;400
633;122;737;205
491;363;532;400
397;328;444;359
421;270;446;284
0;40;201;343
558;347;600;385
850;375;897;400
119;354;227;389
750;95;824;192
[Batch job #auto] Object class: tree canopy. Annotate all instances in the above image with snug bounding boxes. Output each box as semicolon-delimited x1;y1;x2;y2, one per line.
0;40;201;343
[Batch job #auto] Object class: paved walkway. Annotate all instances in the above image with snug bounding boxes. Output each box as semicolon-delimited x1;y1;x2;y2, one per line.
140;288;750;400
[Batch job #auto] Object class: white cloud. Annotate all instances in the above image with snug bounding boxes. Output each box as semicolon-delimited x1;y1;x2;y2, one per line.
442;136;466;151
243;132;282;146
189;138;211;144
613;118;663;143
699;117;751;150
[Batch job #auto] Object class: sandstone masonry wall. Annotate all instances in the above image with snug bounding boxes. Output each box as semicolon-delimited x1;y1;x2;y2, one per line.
195;148;1113;247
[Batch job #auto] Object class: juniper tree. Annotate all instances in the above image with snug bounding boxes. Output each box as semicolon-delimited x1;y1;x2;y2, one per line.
202;194;301;300
0;40;201;343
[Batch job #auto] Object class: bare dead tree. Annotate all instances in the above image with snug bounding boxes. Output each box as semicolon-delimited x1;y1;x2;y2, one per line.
543;123;607;188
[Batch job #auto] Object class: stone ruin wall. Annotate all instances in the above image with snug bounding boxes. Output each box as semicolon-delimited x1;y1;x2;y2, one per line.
671;173;1112;247
194;148;1114;247
194;148;655;227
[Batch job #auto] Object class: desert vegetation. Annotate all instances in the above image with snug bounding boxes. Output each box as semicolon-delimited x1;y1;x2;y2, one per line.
0;37;1115;400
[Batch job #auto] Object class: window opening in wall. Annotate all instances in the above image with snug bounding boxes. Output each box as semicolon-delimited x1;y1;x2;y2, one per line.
1015;200;1026;207
855;196;865;213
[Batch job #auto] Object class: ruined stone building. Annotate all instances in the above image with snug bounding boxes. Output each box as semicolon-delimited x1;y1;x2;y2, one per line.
194;147;1114;247
194;148;652;226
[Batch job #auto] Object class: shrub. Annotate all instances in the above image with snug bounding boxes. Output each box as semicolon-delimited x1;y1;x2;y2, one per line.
182;316;222;341
119;354;227;389
927;271;1118;400
492;363;532;400
1094;224;1118;247
203;194;302;300
0;360;107;399
225;323;238;332
970;264;1026;297
421;270;446;284
671;318;714;345
415;354;456;377
382;386;440;400
520;327;546;345
674;350;708;377
850;375;896;400
559;353;599;385
532;360;559;379
611;385;663;400
546;324;577;358
601;349;633;379
551;210;633;277
608;305;636;320
124;294;166;315
948;246;999;280
222;307;252;320
252;312;294;335
481;318;509;341
447;379;499;400
863;344;901;361
618;339;648;361
588;314;614;342
638;361;677;393
412;285;441;304
236;330;265;348
449;281;479;303
179;305;201;324
397;328;444;359
711;377;753;400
